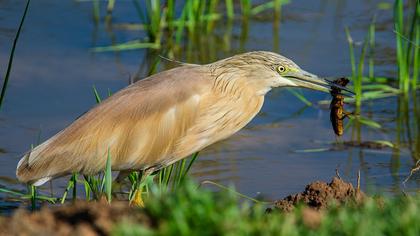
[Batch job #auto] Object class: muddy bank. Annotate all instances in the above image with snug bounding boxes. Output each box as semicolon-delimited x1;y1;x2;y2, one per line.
0;178;364;235
272;177;365;212
0;199;150;236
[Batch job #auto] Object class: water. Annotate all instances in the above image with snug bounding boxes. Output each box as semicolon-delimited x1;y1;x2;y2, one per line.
0;0;418;212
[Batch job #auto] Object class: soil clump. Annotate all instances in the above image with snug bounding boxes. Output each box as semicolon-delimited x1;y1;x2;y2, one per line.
273;177;365;212
0;199;149;236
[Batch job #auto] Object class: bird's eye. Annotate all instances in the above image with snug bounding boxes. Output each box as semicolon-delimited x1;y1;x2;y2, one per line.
277;66;286;73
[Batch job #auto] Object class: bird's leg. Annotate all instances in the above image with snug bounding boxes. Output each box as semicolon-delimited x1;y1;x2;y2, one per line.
129;166;159;207
114;170;132;183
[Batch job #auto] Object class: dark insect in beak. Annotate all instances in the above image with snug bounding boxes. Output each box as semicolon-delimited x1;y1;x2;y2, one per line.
329;78;353;136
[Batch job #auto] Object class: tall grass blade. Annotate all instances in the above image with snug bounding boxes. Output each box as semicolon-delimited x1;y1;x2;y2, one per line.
0;0;30;109
84;179;91;200
250;0;290;15
92;85;102;103
413;25;419;88
409;0;420;88
200;180;264;203
92;40;160;52
369;15;376;81
394;0;408;92
0;187;24;196
71;173;77;201
225;0;234;18
345;27;365;107
356;33;369;103
240;0;251;17
92;0;100;24
61;174;76;204
133;0;148;24
104;148;112;202
0;186;57;203
175;4;188;45
167;0;175;24
30;185;36;210
286;88;312;106
345;27;356;79
180;152;199;183
107;0;115;14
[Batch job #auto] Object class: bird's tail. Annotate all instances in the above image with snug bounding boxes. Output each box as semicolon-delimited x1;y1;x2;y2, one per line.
16;149;52;186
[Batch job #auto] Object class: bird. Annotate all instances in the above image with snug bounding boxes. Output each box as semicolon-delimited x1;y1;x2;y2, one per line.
16;51;346;186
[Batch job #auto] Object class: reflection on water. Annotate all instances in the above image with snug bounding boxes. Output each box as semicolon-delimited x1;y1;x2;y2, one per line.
0;0;419;211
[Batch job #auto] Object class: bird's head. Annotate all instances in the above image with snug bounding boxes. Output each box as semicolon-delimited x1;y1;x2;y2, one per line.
213;51;350;96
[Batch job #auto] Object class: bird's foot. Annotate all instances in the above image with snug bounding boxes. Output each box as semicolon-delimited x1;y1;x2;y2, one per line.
129;189;144;207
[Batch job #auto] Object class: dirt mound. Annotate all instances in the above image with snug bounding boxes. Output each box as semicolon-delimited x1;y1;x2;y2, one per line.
274;177;365;212
0;199;149;236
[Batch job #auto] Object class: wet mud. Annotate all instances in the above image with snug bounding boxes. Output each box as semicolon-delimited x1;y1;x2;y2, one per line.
272;177;365;212
0;199;149;236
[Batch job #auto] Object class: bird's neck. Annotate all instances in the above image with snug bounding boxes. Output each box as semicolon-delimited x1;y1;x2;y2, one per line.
211;67;271;97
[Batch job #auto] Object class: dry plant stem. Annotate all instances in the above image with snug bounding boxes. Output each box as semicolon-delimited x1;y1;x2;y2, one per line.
335;166;342;180
403;159;420;184
199;180;269;204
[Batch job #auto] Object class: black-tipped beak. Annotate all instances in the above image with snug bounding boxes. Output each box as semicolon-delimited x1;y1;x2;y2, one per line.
285;69;354;96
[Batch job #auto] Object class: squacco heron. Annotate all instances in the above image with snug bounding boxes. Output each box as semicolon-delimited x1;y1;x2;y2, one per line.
16;51;345;186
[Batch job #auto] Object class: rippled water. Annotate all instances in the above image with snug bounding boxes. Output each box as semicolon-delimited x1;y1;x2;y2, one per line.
0;0;418;212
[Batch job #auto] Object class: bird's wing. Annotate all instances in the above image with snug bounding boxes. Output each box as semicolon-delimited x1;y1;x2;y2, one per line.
16;65;214;185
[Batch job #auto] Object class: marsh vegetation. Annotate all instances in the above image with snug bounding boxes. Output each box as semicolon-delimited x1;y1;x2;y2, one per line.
0;0;419;234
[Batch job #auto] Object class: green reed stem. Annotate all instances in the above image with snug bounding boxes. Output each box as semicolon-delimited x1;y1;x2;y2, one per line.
133;0;147;24
286;88;312;106
225;0;234;19
357;35;369;102
274;0;283;15
409;0;420;88
175;2;188;45
30;184;36;210
104;148;112;202
180;152;199;183
412;24;419;88
71;173;77;201
167;0;175;27
84;179;91;200
107;0;115;14
200;180;265;204
92;85;102;103
345;28;359;105
369;15;376;81
240;0;251;17
394;0;409;92
0;0;30;110
92;0;100;24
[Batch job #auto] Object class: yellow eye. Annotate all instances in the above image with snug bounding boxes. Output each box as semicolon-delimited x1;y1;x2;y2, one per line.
277;66;286;73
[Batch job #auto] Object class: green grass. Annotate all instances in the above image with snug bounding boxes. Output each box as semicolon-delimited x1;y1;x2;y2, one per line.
111;180;420;235
338;0;419;141
225;0;234;19
340;0;419;106
92;0;290;52
0;0;30;110
345;26;370;108
394;0;420;92
92;0;100;24
368;15;376;81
